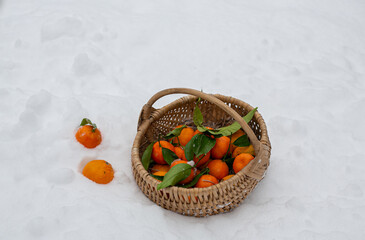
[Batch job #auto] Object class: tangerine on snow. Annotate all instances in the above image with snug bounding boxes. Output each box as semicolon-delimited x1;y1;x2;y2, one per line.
75;125;102;148
151;141;175;165
195;174;219;188
82;160;114;184
233;153;255;173
211;136;230;159
232;145;255;158
174;146;187;161
172;125;194;146
207;159;229;180
170;160;195;184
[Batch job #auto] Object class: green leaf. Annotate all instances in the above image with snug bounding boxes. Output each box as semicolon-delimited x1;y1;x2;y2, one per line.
243;107;258;124
205;130;223;138
210;123;240;137
196;125;208;133
209;107;258;136
164;125;187;139
193;104;204;127
184;133;216;162
157;163;192;190
80;118;97;132
80;118;91;126
233;134;250;147
184;134;199;161
193;134;216;157
151;174;164;181
162;147;179;165
141;142;154;170
179;168;210;188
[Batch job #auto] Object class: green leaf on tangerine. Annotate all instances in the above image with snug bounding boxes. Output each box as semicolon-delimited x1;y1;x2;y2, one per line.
164;125;187;139
157;163;192;190
193;134;216;157
196;125;208;133
162;147;178;165
80;118;97;132
184;134;199;161
233;134;250;147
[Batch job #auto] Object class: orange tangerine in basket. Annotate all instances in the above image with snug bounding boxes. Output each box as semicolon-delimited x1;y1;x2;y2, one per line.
151;141;175;165
195;174;219;188
193;151;211;168
172;125;194;146
152;171;167;177
150;164;170;174
207;159;229;180
211;136;230;159
221;174;235;182
229;129;246;153
232;145;255;158
233;153;254;173
174;146;187;161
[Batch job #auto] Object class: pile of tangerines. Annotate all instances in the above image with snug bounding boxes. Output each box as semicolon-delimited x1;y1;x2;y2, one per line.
142;101;257;190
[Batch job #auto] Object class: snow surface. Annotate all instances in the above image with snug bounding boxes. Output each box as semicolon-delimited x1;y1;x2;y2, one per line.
1;0;365;239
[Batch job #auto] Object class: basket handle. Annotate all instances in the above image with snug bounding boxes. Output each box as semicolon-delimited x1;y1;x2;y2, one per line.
140;88;261;153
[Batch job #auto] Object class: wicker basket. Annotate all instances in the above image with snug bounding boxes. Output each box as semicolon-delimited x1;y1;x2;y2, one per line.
132;88;271;217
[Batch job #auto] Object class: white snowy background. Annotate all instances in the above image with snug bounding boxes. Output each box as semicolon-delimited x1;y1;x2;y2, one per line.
1;0;365;239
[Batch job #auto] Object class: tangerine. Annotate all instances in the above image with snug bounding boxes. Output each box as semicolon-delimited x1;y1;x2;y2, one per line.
174;146;187;161
193;151;211;168
211;136;230;159
82;160;114;184
232;145;255;158
207;159;229;180
172;125;194;146
229;129;246;153
151;141;175;165
75;125;102;148
233;153;255;173
221;174;235;182
195;174;219;188
152;171;167;177
150;164;170;174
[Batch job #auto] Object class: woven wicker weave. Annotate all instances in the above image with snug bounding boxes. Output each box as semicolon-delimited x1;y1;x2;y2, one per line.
132;88;271;217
